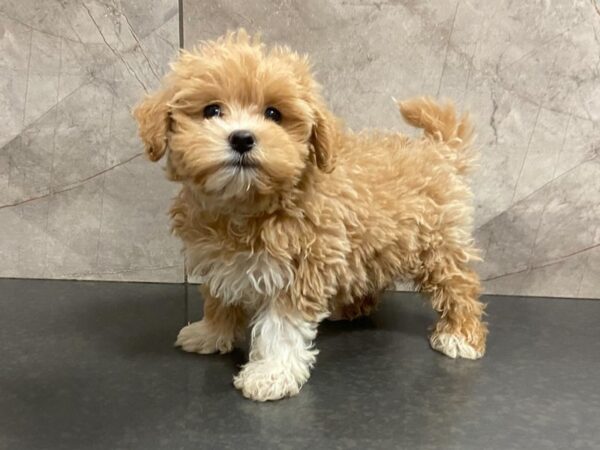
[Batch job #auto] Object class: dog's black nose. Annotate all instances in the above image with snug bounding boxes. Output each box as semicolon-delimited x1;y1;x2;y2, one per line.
228;130;255;154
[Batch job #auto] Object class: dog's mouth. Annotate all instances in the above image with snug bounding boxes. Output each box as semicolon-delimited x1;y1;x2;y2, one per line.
226;155;258;169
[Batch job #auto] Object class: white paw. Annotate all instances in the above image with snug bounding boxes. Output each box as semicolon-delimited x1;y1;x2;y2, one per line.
175;320;234;354
430;332;484;360
233;361;303;401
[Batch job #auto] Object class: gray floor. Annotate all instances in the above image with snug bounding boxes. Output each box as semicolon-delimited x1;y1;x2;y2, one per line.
1;279;599;450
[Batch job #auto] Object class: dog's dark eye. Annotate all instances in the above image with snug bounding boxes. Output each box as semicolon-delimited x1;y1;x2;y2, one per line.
203;104;222;119
264;106;282;123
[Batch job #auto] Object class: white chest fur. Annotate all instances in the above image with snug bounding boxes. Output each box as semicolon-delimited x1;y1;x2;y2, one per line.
185;244;294;305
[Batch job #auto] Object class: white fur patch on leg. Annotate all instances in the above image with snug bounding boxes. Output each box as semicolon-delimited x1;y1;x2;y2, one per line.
429;332;483;360
233;308;322;401
175;320;235;355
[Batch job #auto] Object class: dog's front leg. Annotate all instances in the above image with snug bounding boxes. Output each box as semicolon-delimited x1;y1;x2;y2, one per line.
176;286;246;354
233;303;321;401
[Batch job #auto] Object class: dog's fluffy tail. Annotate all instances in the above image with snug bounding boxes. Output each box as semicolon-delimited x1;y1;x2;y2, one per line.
397;97;476;175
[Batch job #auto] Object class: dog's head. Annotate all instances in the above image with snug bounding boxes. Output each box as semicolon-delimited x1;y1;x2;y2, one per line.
133;30;336;210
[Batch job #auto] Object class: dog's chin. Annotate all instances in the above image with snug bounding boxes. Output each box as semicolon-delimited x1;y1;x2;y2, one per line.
194;162;299;216
202;165;258;199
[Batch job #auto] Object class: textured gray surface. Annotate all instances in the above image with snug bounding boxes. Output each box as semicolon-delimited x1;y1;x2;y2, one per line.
183;0;600;297
1;279;599;449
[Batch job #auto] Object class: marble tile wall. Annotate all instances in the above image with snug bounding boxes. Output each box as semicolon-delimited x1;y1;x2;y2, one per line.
0;0;183;282
1;1;598;298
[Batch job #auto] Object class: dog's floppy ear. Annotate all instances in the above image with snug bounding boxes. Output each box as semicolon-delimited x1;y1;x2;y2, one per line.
132;87;174;162
310;101;336;173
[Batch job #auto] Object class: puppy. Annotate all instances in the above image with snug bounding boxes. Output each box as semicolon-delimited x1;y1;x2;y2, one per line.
133;30;487;402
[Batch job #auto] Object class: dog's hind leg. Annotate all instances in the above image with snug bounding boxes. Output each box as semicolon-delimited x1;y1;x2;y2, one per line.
416;248;487;359
175;286;247;354
329;292;380;321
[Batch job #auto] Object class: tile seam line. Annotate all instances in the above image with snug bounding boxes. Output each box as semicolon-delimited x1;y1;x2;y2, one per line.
178;0;188;294
179;0;184;49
